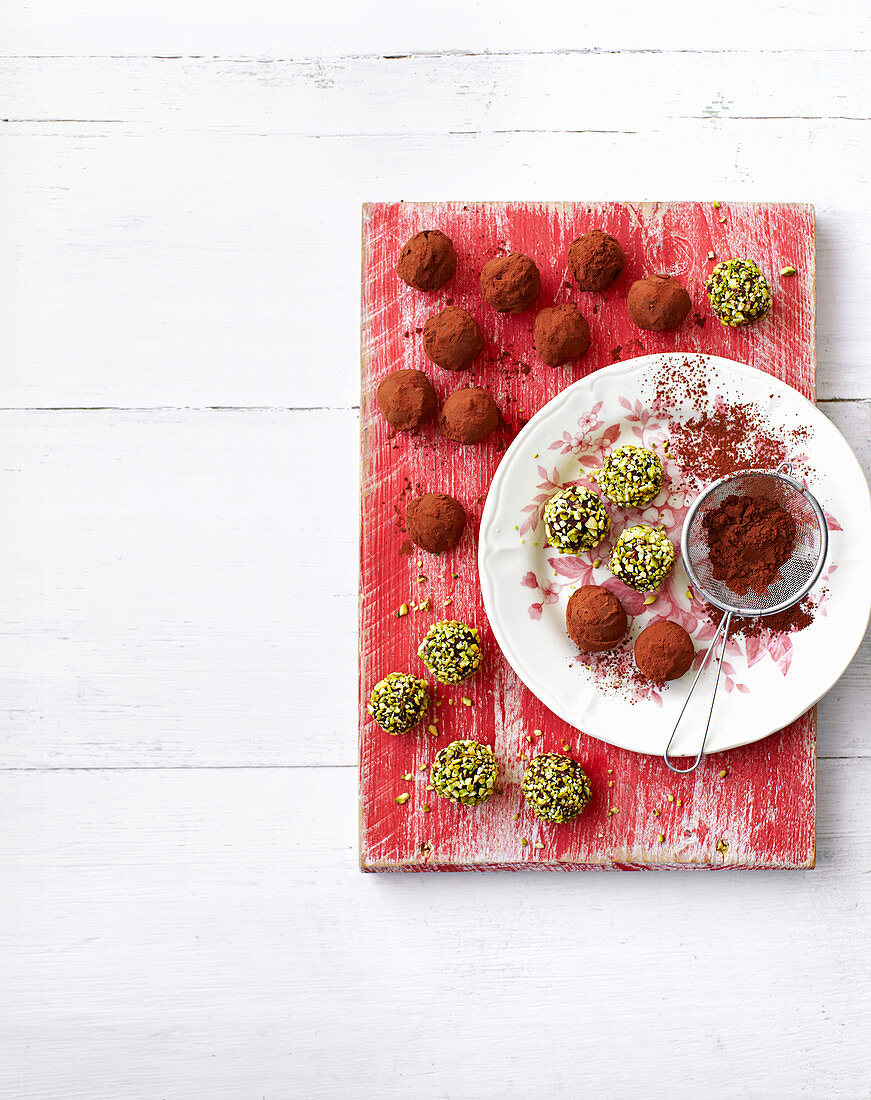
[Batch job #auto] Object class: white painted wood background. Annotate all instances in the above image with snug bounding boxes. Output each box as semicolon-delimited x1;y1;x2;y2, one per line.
1;3;870;1097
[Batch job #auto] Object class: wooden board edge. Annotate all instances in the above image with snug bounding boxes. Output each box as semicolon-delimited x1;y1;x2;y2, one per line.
360;861;815;873
358;203;371;872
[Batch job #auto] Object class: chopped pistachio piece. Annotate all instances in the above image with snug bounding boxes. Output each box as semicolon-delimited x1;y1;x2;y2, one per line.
397;603;409;617
780;265;797;276
395;793;410;805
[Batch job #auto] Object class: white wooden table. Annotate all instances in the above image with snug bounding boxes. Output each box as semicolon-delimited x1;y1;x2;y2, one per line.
1;4;870;1096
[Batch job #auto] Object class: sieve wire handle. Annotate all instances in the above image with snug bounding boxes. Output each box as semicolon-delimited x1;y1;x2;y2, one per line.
663;611;733;774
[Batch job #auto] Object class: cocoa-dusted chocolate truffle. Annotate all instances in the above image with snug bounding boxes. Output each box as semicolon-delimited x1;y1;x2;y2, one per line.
566;585;628;654
521;754;592;823
567;230;625;292
627;274;691;332
423;306;484;372
479;252;541;313
396;229;457;291
368;673;430;735
406;492;465;554
376;369;437;431
634;620;695;683
439;387;499;444
533;303;591;367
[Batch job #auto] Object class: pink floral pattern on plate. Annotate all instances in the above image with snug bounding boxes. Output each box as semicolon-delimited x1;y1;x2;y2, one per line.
521;398;838;704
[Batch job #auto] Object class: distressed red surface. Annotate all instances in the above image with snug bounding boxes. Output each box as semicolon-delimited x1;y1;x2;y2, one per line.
360;201;816;871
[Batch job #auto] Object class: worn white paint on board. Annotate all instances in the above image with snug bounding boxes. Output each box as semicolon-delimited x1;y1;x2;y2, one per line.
1;16;870;1099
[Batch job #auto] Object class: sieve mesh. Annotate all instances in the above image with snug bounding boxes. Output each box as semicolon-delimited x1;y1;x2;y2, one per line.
681;470;828;617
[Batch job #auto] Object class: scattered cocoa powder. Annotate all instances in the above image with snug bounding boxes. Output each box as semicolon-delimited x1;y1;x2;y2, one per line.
709;600;815;639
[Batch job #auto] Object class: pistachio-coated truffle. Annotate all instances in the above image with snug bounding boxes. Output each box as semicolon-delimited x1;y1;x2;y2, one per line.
439;387;500;444
705;259;772;326
423;306;484;371
609;525;676;592
479;252;541;313
627;274;691;332
396;229;457;291
431;740;498;806
543;486;610;555
418;620;483;684
368;673;430;735
534;303;592;366
376;369;438;431
567;230;625;291
566;585;628;654
406;492;465;554
596;445;664;507
521;754;592;823
635;620;695;683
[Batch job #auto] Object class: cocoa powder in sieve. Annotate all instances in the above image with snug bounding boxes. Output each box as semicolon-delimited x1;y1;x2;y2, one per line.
702;493;797;596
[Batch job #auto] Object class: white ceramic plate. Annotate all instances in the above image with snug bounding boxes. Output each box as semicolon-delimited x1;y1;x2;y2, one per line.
478;353;871;756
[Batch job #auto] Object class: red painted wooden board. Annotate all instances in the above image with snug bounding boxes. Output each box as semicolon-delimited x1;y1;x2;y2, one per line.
359;201;816;871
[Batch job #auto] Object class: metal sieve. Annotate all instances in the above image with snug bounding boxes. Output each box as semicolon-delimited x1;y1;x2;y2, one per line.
664;463;828;773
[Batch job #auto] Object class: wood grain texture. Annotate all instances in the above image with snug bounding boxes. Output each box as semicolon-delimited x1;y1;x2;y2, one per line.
2;0;870;54
3;762;869;1100
1;56;871;408
360;200;817;871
